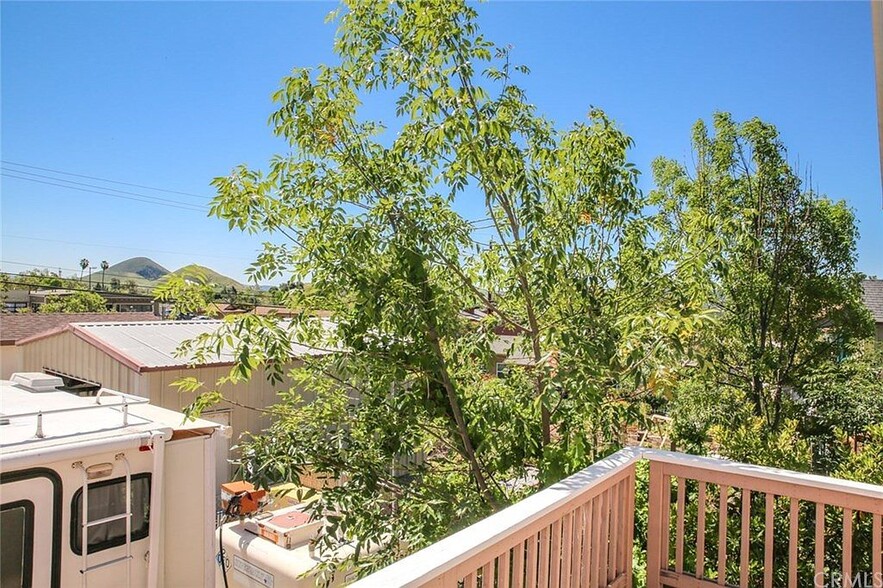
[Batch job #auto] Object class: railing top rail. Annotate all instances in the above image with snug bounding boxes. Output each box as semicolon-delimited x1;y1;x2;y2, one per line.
2;396;150;420
353;448;883;587
643;448;883;502
350;447;642;588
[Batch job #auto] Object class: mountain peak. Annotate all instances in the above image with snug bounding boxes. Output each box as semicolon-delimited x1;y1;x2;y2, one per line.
106;257;170;281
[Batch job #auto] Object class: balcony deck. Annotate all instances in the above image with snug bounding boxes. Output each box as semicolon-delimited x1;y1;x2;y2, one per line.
352;448;883;588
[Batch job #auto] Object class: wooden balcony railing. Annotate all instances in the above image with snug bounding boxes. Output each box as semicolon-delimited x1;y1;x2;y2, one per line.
351;448;883;588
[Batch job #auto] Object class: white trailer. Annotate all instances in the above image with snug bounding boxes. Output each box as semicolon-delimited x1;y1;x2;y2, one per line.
0;372;221;588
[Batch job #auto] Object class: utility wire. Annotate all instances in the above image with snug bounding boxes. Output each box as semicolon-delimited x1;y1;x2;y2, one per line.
1;160;212;201
2;168;208;209
1;172;207;213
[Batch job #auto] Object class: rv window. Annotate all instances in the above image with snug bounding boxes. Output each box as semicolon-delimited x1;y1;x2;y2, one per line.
1;500;34;588
70;474;151;556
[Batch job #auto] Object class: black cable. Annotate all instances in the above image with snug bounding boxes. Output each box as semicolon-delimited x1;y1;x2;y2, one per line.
218;490;254;588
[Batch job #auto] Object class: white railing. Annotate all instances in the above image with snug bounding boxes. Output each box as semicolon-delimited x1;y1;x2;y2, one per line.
352;449;883;588
352;448;641;588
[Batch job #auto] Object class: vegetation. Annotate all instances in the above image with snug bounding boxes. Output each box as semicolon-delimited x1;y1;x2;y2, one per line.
165;0;879;582
39;291;109;313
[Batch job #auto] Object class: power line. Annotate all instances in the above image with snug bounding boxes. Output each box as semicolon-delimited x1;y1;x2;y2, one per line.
1;160;212;201
2;168;209;209
1;172;207;213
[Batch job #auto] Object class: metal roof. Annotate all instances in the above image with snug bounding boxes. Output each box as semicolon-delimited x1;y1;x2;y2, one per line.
63;320;330;372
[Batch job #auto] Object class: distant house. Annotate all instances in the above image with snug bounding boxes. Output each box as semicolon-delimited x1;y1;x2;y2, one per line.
28;288;159;314
206;302;322;319
15;319;329;482
1;288;30;312
0;311;158;378
862;279;883;340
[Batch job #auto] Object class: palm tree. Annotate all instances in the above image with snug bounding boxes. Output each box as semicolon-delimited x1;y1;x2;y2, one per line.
100;260;109;290
79;258;89;281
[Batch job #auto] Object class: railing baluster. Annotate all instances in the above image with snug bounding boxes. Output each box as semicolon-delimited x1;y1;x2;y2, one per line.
591;498;602;588
571;503;583;586
843;508;852;588
662;472;671;573
463;572;476;588
816;503;825;588
538;526;549;588
549;519;561;588
873;513;881;588
581;500;592;586
789;498;799;588
499;548;511;588
561;510;572;587
513;540;525;588
676;477;686;575
597;493;608;586
764;493;775;588
740;488;751;588
647;461;667;588
618;478;627;577
480;562;492;588
608;481;619;584
718;484;728;586
697;481;707;580
526;532;538;588
871;514;883;588
625;471;636;587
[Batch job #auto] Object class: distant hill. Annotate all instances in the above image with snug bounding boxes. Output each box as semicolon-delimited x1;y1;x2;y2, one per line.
102;257;246;290
106;257;170;282
168;264;247;290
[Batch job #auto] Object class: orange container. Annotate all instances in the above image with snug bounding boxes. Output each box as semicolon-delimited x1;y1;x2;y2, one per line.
220;481;266;515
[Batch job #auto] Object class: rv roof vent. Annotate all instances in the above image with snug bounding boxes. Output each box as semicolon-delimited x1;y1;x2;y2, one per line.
10;372;64;393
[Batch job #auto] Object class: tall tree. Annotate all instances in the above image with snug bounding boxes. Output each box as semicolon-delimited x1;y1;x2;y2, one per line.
178;0;708;576
653;113;873;432
101;260;109;290
79;258;89;281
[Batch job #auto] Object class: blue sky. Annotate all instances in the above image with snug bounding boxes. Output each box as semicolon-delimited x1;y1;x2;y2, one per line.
2;1;880;284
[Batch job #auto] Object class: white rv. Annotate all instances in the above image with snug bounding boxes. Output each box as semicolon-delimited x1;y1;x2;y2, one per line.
0;372;221;588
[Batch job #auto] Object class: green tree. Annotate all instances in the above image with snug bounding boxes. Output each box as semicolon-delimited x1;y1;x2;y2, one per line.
177;0;709;578
0;268;76;292
39;291;108;313
123;279;139;294
109;277;121;291
100;260;109;289
79;258;90;280
653;114;873;434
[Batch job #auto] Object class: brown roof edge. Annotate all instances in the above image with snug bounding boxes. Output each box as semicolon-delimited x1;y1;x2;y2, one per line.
17;323;146;373
14;324;71;346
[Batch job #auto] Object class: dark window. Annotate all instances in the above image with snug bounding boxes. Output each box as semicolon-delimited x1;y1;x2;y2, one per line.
70;474;151;556
1;500;34;588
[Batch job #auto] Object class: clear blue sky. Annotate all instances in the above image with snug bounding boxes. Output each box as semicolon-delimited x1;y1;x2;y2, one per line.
2;1;881;284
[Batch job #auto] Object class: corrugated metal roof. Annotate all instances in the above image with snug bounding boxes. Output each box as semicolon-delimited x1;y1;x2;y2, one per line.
69;320;330;371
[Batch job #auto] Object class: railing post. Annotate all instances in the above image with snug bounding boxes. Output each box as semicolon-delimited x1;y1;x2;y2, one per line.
647;460;668;588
